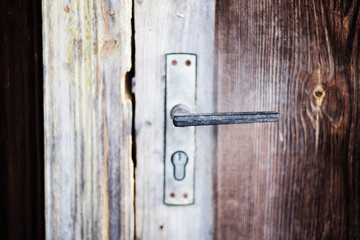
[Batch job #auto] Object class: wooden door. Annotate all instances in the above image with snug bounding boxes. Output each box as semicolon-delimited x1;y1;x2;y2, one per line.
42;0;360;239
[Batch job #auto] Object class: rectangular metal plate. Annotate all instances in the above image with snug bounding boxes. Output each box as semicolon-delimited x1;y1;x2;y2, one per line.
164;53;196;205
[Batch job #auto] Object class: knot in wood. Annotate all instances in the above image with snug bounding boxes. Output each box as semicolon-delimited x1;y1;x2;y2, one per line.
314;86;325;100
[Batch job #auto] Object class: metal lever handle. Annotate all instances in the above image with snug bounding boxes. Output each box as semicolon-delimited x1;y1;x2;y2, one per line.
171;105;279;127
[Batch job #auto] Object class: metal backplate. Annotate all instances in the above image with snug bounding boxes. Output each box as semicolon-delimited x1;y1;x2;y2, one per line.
164;53;196;205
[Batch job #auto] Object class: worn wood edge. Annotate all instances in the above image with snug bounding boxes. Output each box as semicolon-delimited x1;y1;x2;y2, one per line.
42;0;134;239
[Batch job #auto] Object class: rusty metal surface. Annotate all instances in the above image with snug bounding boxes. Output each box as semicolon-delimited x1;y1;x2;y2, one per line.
173;111;279;127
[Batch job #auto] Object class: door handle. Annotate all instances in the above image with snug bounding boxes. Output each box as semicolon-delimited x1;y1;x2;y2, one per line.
171;104;279;127
164;53;279;206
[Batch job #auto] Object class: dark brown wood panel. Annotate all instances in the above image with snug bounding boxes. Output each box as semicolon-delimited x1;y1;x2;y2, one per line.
0;0;44;239
215;0;360;239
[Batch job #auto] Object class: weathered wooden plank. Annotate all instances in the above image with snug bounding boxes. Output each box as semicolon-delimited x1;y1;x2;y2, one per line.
134;0;216;239
215;0;360;239
42;0;133;239
0;0;44;239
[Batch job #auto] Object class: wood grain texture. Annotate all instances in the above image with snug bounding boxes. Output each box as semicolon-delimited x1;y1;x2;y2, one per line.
134;0;215;239
215;0;360;239
0;0;44;239
43;0;134;239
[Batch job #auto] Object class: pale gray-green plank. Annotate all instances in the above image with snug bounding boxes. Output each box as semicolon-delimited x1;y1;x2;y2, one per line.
43;0;134;239
134;0;216;239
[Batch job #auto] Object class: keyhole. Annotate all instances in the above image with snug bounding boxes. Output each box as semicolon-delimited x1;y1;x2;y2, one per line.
171;151;188;181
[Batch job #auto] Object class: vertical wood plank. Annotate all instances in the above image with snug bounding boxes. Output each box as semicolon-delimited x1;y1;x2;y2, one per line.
215;0;360;239
42;0;134;239
134;0;216;239
0;0;44;238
